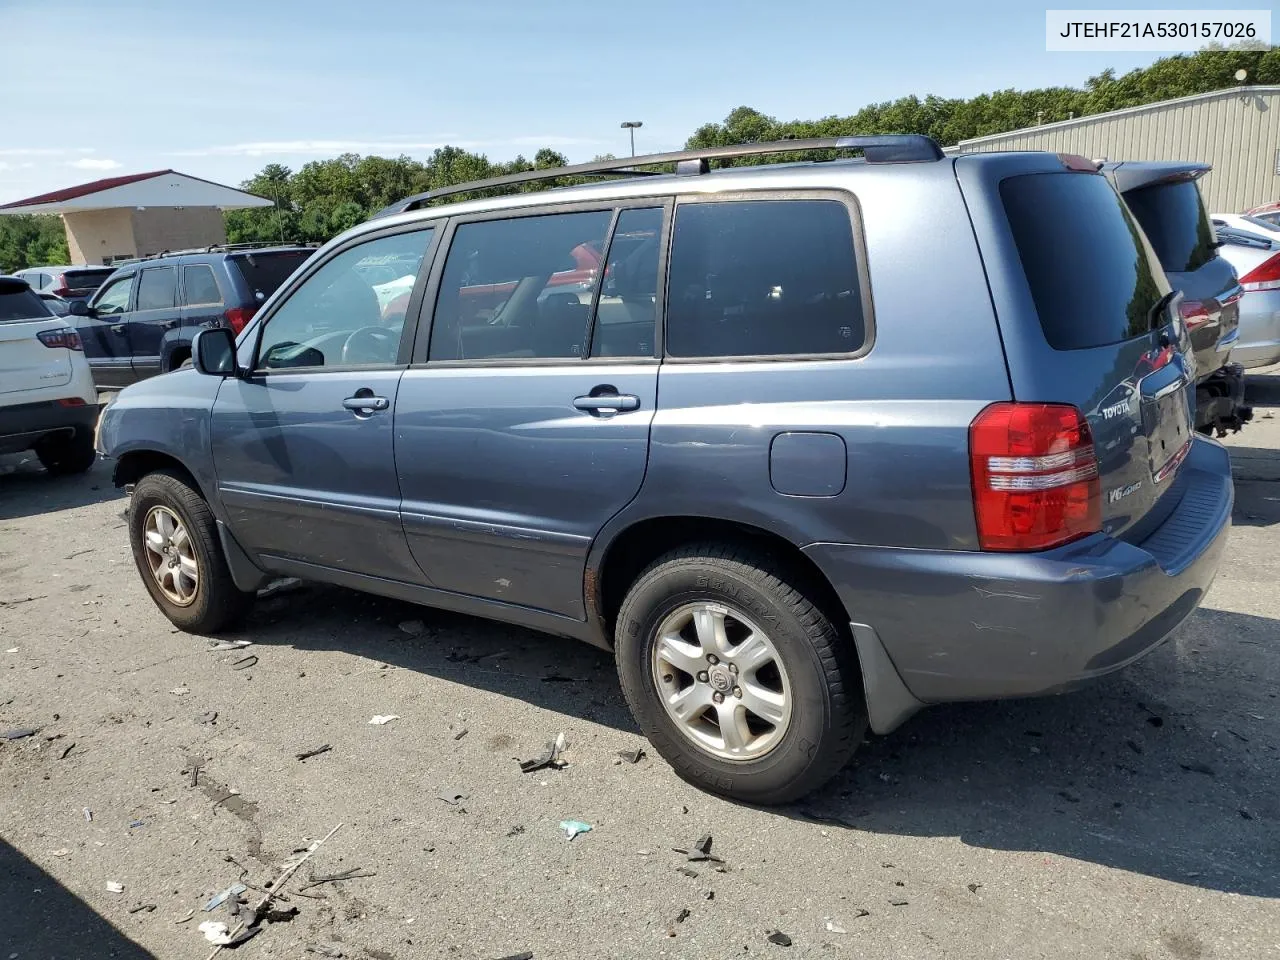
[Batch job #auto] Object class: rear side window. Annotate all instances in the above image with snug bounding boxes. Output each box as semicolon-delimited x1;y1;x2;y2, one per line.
1122;180;1215;274
137;266;177;310
231;251;312;302
665;199;865;358
183;265;223;306
0;282;51;322
1002;173;1169;351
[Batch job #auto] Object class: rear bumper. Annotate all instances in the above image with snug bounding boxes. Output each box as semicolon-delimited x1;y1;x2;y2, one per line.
804;437;1232;703
0;400;97;454
1232;292;1280;369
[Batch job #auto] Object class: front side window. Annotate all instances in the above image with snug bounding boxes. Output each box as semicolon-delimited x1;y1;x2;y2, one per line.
93;275;135;315
665;199;865;358
183;265;223;306
256;229;433;370
429;210;613;362
136;266;177;310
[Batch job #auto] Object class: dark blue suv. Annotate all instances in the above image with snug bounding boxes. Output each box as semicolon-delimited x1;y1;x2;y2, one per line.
68;245;315;388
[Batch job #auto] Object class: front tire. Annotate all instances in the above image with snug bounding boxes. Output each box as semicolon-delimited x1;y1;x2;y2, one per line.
615;543;866;805
36;426;96;476
127;469;254;633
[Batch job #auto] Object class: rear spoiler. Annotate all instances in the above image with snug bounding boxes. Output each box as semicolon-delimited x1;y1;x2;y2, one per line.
1099;161;1211;194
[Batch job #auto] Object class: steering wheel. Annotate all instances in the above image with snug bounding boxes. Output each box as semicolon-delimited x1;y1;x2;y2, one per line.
341;326;397;365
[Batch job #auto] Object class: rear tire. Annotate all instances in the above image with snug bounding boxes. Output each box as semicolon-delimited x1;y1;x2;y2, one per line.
615;543;866;805
36;426;96;476
127;469;254;633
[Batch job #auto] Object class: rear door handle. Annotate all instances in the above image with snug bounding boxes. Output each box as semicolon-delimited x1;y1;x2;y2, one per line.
110;323;127;335
574;393;640;413
343;395;390;413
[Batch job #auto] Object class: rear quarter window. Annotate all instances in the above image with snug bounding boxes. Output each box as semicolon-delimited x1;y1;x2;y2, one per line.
665;198;866;358
1001;173;1169;351
1122;180;1215;274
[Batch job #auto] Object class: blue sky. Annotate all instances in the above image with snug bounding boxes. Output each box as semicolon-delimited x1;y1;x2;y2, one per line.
0;0;1214;203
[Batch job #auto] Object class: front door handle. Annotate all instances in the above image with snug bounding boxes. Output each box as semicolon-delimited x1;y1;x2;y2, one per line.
574;393;640;413
110;323;127;335
161;319;178;330
343;395;390;413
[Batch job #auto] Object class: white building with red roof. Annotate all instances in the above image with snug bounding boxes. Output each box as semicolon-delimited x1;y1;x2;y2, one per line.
0;170;272;265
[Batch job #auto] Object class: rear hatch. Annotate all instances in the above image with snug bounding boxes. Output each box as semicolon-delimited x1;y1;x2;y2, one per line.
229;249;314;303
965;158;1195;542
56;267;116;300
1105;163;1241;381
0;279;70;395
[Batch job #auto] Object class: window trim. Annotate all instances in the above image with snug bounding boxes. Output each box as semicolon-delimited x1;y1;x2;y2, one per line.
662;189;876;364
244;221;442;377
180;263;225;308
408;196;673;368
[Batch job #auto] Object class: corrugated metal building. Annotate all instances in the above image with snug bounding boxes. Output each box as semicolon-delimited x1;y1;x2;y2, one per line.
951;86;1280;213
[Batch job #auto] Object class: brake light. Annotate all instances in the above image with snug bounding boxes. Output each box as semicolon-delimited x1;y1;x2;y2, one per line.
224;306;256;335
1239;252;1280;292
970;403;1101;552
1058;153;1100;172
37;328;83;351
50;273;71;298
1179;300;1212;329
57;397;86;407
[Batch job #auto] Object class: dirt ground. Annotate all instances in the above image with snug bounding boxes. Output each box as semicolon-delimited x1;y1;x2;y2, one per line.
2;377;1278;960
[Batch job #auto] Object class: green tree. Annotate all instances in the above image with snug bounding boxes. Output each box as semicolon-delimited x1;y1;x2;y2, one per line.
0;215;70;272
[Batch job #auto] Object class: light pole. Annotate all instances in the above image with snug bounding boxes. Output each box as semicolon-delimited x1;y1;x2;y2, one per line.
620;120;643;157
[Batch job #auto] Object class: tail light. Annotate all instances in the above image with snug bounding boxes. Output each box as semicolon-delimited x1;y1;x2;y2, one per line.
970;403;1101;552
37;328;83;351
1239;252;1280;292
1179;300;1212;329
224;306;256;335
57;397;86;407
50;273;71;298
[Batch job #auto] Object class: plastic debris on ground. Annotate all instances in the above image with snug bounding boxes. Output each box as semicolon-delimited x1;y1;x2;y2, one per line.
518;732;567;773
199;921;233;945
825;921;846;934
452;727;468;741
296;744;332;761
52;848;68;857
2;728;38;740
368;715;400;725
170;686;190;696
208;640;252;652
495;953;534;960
204;883;248;912
231;655;258;671
767;931;793;947
106;881;124;894
83;808;93;822
616;748;645;764
298;868;376;892
175;909;196;924
559;819;591;840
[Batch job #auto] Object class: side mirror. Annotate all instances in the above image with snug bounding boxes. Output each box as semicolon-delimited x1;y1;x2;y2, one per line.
67;299;91;318
192;328;238;377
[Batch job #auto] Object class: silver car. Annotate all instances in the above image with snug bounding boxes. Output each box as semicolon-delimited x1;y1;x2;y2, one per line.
1211;214;1280;369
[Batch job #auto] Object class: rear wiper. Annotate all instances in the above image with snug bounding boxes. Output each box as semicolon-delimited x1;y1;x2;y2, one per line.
1147;291;1178;332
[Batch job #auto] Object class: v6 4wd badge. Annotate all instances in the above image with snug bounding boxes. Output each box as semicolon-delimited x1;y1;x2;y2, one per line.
1108;480;1142;505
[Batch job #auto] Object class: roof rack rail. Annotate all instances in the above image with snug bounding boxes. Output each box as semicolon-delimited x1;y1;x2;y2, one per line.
115;240;320;265
373;134;944;218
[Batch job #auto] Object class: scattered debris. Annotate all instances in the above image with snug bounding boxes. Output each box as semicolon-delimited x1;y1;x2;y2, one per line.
1239;808;1256;821
767;931;793;947
296;745;332;762
128;903;157;914
494;953;533;960
368;715;400;725
199;921;234;945
793;808;860;830
170;686;191;696
674;908;691;924
1179;761;1215;777
204;883;248;912
437;790;468;806
559;820;591;840
617;748;644;766
208;641;252;652
852;908;871;918
231;655;258;671
175;909;196;924
129;820;145;829
58;742;75;760
0;595;45;607
453;728;469;742
52;848;69;857
1146;716;1164;728
304;946;344;958
518;732;568;773
4;648;16;654
889;898;909;907
2;728;38;740
705;891;715;901
106;881;124;894
1226;728;1249;743
258;577;305;600
967;883;982;894
541;672;579;683
1058;789;1081;803
825;921;846;934
398;619;425;635
677;867;699;879
506;825;526;837
297;868;376;892
190;763;202;787
877;772;892;783
1125;739;1143;754
83;808;93;822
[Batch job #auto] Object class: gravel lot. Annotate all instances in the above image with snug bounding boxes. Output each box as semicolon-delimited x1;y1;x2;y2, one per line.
2;377;1279;960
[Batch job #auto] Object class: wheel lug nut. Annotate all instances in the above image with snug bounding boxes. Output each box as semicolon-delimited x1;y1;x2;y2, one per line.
696;671;709;683
712;691;724;704
707;654;719;665
728;663;738;675
733;687;743;698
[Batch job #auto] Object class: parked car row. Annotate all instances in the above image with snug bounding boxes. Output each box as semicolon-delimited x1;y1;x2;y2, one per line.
1209;212;1280;370
95;137;1235;804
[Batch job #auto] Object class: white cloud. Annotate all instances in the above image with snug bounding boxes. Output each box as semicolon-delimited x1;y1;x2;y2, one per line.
66;158;123;171
0;147;96;157
169;135;601;158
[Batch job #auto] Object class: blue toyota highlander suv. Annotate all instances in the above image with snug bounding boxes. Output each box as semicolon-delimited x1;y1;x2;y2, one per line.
94;137;1233;804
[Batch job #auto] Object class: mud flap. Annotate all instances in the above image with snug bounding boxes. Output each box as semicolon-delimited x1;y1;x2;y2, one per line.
850;621;926;735
216;519;268;593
